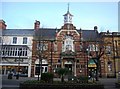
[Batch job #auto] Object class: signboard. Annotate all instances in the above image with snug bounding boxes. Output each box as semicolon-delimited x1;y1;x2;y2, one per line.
88;64;96;67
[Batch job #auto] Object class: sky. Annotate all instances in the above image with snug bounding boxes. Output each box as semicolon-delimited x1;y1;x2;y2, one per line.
1;2;119;32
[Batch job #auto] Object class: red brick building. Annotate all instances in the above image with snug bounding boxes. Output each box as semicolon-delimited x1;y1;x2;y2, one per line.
31;7;104;78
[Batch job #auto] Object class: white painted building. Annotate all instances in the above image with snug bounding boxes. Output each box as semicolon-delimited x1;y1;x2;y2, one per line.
1;28;34;77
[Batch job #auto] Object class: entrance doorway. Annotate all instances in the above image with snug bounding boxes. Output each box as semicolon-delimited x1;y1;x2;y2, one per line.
64;61;72;74
65;64;72;73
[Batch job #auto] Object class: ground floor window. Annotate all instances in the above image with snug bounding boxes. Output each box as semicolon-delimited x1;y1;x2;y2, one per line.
35;64;48;75
2;66;28;75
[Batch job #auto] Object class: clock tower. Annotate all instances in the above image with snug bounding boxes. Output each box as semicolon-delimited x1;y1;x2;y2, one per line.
63;3;73;24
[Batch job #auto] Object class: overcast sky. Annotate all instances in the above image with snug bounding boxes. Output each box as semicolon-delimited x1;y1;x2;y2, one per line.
1;2;119;32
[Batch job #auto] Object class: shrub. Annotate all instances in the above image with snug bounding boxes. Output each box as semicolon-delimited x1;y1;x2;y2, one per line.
56;68;69;82
68;75;77;83
41;73;54;83
77;76;88;83
20;82;104;89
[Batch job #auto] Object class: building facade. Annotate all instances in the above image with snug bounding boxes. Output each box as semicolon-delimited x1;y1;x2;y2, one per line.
0;20;33;77
1;7;120;78
31;8;105;78
100;31;120;78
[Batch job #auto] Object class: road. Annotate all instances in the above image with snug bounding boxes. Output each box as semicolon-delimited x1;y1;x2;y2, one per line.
2;75;37;89
1;75;119;89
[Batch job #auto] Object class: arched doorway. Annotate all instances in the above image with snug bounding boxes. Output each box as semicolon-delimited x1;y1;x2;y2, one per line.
34;59;48;77
64;61;73;74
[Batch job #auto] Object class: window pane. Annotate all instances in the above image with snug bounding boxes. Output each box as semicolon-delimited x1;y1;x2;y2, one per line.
13;37;17;44
23;37;27;44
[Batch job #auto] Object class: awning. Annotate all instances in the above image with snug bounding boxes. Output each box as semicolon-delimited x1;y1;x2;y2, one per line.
88;58;97;67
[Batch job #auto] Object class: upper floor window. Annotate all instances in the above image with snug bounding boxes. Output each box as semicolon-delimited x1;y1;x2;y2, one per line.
23;37;27;44
89;44;98;51
2;46;27;57
54;42;57;51
62;35;74;52
13;37;17;44
37;43;48;51
106;45;111;55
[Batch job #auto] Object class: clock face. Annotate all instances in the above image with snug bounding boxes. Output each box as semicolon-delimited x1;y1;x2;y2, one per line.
64;16;67;22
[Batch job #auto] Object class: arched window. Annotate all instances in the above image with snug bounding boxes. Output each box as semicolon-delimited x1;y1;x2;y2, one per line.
62;35;74;52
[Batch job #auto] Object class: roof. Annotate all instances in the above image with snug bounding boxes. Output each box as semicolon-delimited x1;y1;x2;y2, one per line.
35;28;59;40
2;29;34;36
2;28;99;41
63;11;73;16
77;29;99;41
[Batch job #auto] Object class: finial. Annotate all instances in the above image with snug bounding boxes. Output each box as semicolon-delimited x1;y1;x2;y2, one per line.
68;3;69;12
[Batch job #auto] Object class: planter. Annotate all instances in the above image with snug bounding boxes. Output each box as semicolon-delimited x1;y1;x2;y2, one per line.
20;83;104;89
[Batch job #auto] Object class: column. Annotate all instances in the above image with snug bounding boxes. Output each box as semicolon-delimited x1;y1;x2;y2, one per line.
4;66;6;75
74;61;76;76
28;57;31;77
61;60;64;68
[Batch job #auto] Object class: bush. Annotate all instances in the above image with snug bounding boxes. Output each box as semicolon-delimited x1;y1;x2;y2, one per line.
41;73;54;83
77;76;88;83
68;75;77;83
20;83;104;89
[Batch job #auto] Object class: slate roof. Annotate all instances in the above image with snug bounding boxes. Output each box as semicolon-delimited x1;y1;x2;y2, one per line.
2;28;99;41
2;29;34;36
77;29;99;41
35;28;60;40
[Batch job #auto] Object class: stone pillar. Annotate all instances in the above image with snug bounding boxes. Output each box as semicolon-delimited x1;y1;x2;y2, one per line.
31;64;35;77
28;58;31;77
61;59;64;68
4;66;6;75
74;61;76;76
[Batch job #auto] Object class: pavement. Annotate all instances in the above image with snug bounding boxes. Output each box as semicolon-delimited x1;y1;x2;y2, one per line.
1;75;119;89
98;78;118;89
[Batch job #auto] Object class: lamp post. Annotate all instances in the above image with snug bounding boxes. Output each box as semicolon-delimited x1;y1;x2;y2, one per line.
38;41;42;81
16;48;22;79
50;40;55;73
50;40;54;73
86;48;90;78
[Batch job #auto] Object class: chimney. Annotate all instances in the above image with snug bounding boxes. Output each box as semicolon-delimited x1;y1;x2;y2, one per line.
0;20;7;30
34;20;40;30
94;26;98;33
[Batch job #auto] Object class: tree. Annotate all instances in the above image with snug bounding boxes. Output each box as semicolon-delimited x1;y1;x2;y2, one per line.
82;40;104;81
91;41;104;81
56;68;69;82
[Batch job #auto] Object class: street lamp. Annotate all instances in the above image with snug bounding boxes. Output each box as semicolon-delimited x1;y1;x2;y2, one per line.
86;48;90;78
50;40;54;73
16;48;22;79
